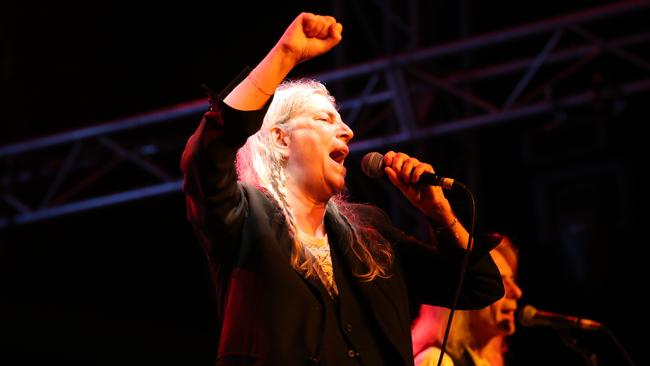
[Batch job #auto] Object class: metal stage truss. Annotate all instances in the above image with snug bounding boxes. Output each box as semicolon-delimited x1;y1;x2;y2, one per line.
1;1;649;229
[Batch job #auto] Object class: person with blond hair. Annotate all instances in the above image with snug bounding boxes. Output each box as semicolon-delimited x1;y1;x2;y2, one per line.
412;237;523;366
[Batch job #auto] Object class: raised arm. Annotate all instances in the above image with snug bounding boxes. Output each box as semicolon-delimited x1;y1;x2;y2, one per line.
224;12;342;110
181;13;343;255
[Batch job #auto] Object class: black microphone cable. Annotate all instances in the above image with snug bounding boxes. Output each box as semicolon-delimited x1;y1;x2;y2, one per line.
435;183;476;366
359;151;477;366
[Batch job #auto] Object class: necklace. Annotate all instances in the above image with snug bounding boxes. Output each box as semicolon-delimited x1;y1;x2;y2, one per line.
296;229;338;296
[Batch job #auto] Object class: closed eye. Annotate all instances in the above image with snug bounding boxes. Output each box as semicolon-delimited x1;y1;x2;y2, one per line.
315;112;336;124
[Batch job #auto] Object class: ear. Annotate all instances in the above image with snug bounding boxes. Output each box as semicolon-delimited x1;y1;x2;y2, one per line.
271;127;290;157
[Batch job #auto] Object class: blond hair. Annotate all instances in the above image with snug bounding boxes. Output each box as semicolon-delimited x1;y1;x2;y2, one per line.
444;237;520;358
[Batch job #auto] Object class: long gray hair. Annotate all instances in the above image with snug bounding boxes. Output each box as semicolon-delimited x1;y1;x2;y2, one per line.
235;78;392;281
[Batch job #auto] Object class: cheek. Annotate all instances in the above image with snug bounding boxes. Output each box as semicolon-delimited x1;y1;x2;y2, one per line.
287;143;326;177
290;137;320;160
471;308;495;327
488;301;505;321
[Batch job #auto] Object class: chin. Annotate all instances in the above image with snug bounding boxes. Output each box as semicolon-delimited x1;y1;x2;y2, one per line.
319;183;345;202
326;187;344;199
498;321;516;335
328;177;346;193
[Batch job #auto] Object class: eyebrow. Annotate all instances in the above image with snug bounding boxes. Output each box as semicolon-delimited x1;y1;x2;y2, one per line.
312;110;339;121
313;109;336;116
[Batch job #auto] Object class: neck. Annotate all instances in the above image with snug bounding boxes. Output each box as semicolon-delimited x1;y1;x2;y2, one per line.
469;336;506;366
287;187;328;237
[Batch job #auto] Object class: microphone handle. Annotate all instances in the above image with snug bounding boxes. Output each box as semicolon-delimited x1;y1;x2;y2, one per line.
419;172;463;192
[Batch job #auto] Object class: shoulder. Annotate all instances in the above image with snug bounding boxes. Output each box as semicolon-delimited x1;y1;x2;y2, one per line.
240;182;279;211
341;202;423;246
344;202;393;225
415;346;455;366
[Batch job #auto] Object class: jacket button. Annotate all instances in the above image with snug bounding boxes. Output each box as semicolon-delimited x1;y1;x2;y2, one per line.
348;349;356;358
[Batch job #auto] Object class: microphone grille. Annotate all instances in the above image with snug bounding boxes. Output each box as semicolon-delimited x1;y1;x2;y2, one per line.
517;304;537;327
361;152;384;178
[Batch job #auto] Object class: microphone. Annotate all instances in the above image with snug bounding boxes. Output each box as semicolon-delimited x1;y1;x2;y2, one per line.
518;304;603;331
361;152;464;191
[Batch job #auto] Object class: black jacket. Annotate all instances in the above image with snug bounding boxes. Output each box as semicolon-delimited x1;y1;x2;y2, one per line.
180;74;504;366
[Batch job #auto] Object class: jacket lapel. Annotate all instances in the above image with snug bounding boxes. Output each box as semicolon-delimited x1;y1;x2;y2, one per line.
325;209;411;365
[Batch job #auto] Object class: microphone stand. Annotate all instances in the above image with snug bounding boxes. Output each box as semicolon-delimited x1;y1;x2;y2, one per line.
556;325;636;366
557;331;599;366
603;326;636;366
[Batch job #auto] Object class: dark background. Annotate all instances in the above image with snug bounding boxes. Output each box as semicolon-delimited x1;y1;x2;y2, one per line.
1;1;647;365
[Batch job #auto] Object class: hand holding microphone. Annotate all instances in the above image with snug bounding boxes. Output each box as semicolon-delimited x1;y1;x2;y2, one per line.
361;151;466;224
361;152;465;192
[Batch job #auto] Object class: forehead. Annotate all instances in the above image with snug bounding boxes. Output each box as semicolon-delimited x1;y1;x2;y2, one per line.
299;93;338;115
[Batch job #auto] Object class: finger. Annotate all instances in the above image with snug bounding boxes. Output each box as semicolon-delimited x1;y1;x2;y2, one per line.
384;166;403;190
401;157;419;183
317;16;336;38
384;151;396;167
412;163;434;183
308;16;327;38
302;13;324;38
324;15;337;25
390;152;409;177
328;22;343;41
301;12;316;34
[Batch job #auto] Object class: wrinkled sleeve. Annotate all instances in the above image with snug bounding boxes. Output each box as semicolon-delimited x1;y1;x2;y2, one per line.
367;205;505;310
180;69;272;258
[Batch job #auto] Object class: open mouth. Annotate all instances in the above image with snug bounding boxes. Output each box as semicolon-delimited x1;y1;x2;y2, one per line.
501;308;516;317
329;148;348;165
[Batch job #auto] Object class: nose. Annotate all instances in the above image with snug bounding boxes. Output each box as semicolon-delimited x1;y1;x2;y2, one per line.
337;120;354;142
505;278;523;300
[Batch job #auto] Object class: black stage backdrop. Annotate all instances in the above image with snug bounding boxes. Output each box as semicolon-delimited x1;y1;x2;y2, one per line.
1;1;646;365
